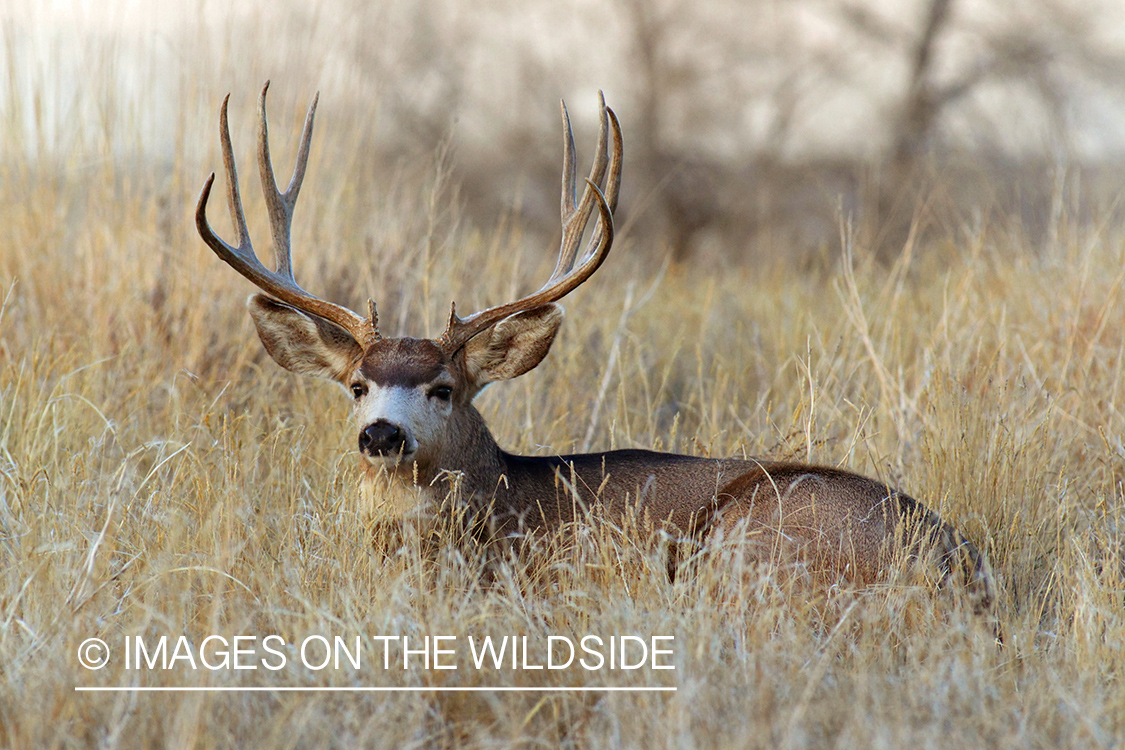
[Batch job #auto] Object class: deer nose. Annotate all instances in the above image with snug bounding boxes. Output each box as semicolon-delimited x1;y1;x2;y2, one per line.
359;419;408;456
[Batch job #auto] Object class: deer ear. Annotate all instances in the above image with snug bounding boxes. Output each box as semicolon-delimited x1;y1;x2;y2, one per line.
247;294;362;382
462;304;564;387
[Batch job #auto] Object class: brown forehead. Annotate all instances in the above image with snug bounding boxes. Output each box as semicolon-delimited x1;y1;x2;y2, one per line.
358;337;450;387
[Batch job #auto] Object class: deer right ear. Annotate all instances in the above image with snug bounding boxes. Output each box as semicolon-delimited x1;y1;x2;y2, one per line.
247;294;362;382
461;304;564;389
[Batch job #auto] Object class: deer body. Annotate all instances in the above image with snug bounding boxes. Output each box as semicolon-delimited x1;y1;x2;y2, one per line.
197;84;992;609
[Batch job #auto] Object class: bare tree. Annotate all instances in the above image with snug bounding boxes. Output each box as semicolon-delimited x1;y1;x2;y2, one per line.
838;0;1125;255
318;0;1125;262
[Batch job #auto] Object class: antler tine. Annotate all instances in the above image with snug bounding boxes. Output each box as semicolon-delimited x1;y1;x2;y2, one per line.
219;94;252;253
553;92;610;282
603;106;623;215
439;97;621;355
195;86;373;344
560;100;578;218
559;102;622;283
257;81;318;280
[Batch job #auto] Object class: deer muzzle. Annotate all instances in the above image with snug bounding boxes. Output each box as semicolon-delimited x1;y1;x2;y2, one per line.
359;419;415;462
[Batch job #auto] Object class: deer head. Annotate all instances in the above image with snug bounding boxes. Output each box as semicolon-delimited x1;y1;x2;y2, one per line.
196;83;622;483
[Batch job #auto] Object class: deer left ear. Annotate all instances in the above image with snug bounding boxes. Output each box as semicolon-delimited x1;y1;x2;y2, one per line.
462;304;564;387
248;294;362;382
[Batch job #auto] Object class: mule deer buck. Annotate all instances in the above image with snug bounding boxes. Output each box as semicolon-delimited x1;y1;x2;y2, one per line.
196;84;993;611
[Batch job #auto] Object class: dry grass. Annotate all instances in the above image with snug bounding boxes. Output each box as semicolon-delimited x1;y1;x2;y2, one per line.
3;8;1125;748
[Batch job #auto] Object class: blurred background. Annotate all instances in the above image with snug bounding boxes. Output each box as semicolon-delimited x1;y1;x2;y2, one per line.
4;0;1125;264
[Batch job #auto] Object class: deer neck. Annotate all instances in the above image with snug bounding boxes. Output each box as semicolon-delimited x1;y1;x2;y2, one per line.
429;403;509;500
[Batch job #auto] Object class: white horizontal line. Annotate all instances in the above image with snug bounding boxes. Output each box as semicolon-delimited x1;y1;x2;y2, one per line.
76;686;676;693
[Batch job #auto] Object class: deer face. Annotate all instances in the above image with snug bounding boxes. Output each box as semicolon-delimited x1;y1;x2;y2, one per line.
247;294;564;478
350;338;457;471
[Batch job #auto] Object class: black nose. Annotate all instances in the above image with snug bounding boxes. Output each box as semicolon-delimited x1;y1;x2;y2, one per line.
359;419;408;456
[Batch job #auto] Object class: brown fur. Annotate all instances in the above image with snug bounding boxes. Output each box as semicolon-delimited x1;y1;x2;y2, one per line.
707;465;993;611
360;338;448;387
345;351;994;613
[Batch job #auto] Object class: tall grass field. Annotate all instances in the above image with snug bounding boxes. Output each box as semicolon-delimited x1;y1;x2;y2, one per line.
2;5;1124;748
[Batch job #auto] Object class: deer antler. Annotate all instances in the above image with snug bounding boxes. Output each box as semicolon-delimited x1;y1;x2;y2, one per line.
196;82;376;344
439;93;623;354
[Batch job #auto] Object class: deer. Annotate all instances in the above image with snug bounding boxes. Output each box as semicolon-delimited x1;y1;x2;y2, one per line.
195;83;994;613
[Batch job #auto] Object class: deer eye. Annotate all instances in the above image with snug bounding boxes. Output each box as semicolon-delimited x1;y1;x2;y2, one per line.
429;385;453;402
350;384;367;400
